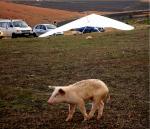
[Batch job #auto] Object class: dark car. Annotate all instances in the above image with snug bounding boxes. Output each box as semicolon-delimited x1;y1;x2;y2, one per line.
76;26;105;33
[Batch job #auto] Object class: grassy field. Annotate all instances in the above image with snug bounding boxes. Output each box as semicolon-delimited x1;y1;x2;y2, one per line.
0;26;149;129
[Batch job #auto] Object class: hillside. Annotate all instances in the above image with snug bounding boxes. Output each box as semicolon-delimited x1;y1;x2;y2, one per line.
0;1;81;26
13;0;149;12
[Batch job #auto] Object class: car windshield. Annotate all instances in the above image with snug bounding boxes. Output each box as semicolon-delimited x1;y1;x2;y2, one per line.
45;24;56;29
13;21;28;28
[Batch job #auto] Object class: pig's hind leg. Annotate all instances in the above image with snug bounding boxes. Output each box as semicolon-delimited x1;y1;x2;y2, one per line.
97;100;104;120
66;104;76;121
88;97;101;119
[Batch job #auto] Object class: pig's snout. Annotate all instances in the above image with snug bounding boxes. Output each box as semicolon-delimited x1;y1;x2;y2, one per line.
47;99;53;105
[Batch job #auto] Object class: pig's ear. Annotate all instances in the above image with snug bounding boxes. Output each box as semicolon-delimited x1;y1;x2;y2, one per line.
58;89;65;95
48;86;55;89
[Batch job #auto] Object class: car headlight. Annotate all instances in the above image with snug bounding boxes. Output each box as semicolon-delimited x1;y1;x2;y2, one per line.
16;30;21;33
0;31;3;35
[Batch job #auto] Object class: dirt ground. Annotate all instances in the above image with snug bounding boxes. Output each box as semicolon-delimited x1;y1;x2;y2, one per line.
0;26;149;129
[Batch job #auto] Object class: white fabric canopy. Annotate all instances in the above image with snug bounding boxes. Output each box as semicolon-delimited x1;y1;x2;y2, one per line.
39;13;134;37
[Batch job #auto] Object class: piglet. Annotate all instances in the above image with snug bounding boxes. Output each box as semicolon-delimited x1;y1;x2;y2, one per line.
47;79;109;121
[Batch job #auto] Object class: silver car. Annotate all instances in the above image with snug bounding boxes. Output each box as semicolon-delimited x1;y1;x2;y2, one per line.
33;24;63;37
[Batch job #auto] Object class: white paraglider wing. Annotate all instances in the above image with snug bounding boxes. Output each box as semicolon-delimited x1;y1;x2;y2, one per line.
39;14;134;37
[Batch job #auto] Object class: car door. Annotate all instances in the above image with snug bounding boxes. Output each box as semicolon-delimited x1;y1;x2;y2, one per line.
0;22;14;37
0;22;7;37
34;25;41;36
40;25;47;34
5;22;14;37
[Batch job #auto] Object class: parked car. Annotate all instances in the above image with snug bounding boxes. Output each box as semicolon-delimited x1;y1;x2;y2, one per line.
0;19;34;38
0;30;4;39
76;26;105;33
33;24;63;36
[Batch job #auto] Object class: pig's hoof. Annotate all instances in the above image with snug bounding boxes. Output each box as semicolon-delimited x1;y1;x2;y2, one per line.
97;117;100;120
97;115;102;120
65;117;72;122
83;116;89;121
83;118;87;121
83;117;87;121
97;114;102;120
65;119;69;122
88;115;93;120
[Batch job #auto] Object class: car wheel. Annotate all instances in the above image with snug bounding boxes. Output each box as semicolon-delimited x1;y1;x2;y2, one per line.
33;33;38;37
12;33;17;38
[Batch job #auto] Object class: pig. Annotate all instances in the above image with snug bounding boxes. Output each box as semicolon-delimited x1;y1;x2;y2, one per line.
47;79;109;121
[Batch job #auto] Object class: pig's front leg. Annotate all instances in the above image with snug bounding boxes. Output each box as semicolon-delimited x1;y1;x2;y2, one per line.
97;100;104;120
88;99;100;119
66;104;76;121
77;99;89;121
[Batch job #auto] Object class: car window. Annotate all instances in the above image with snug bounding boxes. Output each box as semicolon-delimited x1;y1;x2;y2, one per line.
8;22;13;28
40;25;46;30
43;26;46;30
35;25;40;29
12;21;28;28
45;24;56;29
0;22;7;28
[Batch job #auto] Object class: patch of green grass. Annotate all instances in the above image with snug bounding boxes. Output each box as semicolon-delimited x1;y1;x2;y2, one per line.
0;86;49;112
125;17;150;25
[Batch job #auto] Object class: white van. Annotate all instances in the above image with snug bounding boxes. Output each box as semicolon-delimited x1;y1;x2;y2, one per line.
0;19;33;38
